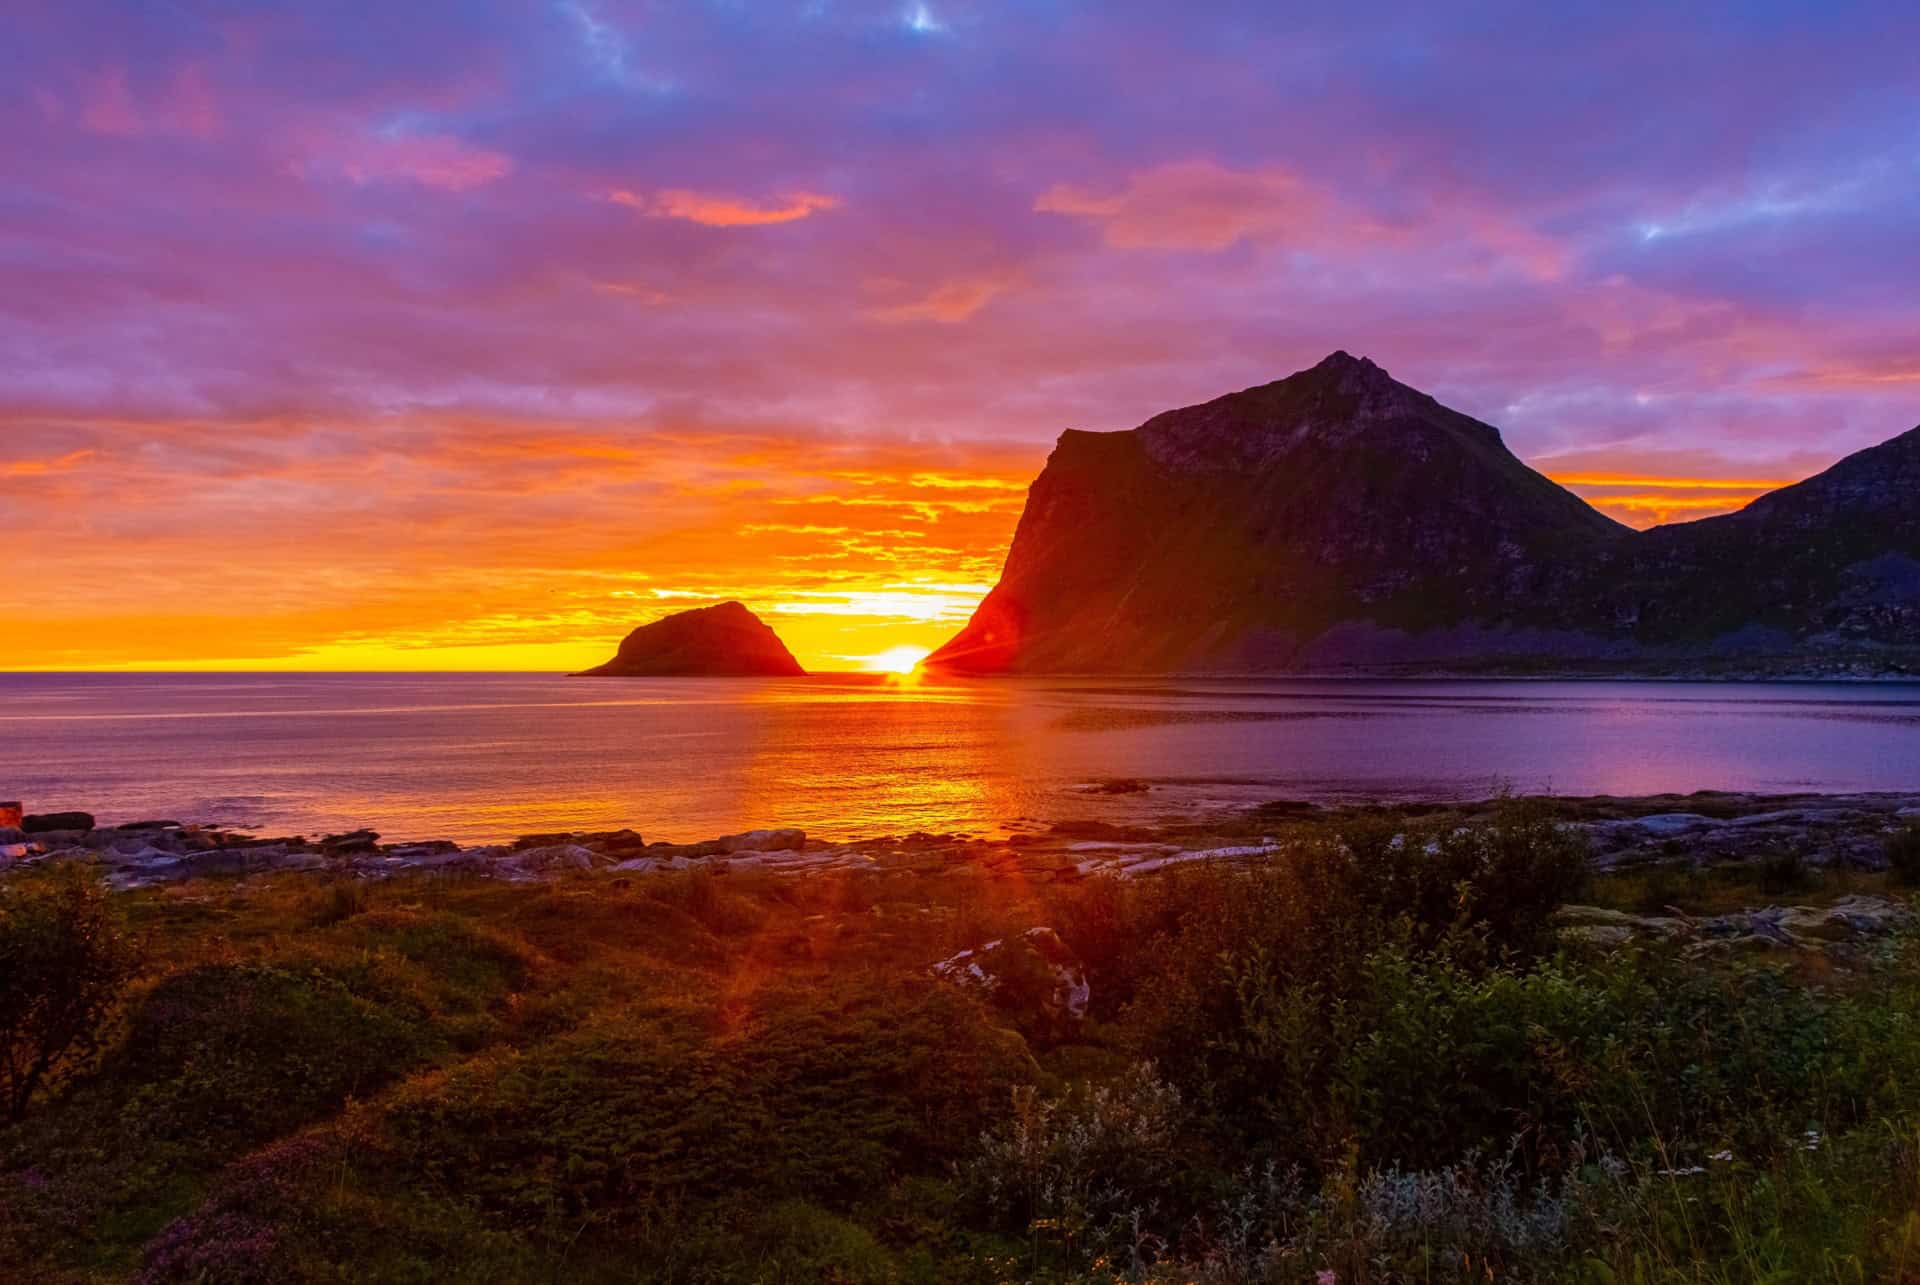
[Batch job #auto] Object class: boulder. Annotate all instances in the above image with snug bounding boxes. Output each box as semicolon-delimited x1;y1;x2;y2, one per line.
23;829;88;850
387;840;461;859
320;829;381;856
716;828;805;854
501;843;600;877
178;846;316;877
0;826;24;845
1773;895;1913;941
22;811;94;834
931;927;1090;1036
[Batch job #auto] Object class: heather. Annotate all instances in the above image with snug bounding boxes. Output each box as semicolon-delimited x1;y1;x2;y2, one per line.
3;804;1920;1281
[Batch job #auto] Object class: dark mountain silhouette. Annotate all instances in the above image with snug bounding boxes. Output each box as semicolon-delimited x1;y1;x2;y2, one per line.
926;353;1920;676
576;601;806;677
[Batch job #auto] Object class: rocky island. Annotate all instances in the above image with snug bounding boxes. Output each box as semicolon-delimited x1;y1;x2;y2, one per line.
927;352;1920;675
574;600;806;677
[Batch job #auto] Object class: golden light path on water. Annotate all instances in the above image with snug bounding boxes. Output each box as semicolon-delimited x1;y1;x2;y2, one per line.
1;675;1918;847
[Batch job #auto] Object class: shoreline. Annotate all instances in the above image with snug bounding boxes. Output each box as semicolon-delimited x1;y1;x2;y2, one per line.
7;788;1918;892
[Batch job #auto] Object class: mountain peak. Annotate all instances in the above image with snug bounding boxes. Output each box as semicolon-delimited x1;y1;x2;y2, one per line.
927;361;1627;674
1310;349;1384;377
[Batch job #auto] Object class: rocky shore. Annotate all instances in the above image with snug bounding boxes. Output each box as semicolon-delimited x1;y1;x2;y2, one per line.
5;789;1917;896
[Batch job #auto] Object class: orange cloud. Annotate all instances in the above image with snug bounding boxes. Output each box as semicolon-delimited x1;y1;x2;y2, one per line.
608;187;840;227
866;273;1021;322
1541;465;1800;528
1037;160;1339;251
590;280;673;303
0;448;94;478
0;415;1040;672
1762;361;1920;390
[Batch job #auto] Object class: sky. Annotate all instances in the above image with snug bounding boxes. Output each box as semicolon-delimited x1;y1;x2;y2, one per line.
3;0;1918;672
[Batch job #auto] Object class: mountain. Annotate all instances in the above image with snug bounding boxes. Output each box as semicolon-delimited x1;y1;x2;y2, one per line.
926;353;1920;675
576;602;806;677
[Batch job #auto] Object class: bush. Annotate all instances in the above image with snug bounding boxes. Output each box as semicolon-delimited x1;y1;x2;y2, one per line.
1756;845;1815;896
300;879;367;928
380;979;1036;1232
1887;824;1920;887
961;1063;1185;1261
111;963;433;1150
0;867;141;1120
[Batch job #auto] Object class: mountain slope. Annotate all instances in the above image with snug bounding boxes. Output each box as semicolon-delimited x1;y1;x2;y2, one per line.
1530;425;1920;651
927;352;1625;673
576;602;806;677
927;354;1920;675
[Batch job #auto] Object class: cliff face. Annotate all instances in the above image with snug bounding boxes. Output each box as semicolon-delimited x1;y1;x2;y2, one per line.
576;602;806;677
926;353;1920;675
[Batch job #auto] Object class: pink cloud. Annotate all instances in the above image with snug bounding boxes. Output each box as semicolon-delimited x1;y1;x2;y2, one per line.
1036;160;1349;251
80;67;141;136
301;128;514;191
607;188;840;227
167;65;222;140
865;272;1021;323
1036;159;1569;282
74;64;222;139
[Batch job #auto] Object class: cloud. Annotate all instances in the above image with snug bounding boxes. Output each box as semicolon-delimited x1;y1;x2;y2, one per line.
315;129;514;190
76;64;220;139
608;188;841;227
0;412;1041;670
0;448;94;479
1531;444;1830;527
1037;161;1345;252
8;0;1920;667
865;273;1021;323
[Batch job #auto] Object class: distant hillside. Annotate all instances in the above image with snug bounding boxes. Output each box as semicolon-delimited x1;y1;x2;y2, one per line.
926;353;1920;676
576;601;806;677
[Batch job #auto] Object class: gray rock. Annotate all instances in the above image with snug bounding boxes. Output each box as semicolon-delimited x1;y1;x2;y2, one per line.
1628;813;1719;836
715;828;806;853
502;843;599;876
22;811;94;834
930;927;1090;1034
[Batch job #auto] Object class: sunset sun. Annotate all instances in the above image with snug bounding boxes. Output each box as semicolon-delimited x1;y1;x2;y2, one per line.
864;644;931;675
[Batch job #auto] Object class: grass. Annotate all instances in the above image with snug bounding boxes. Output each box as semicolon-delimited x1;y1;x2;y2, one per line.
3;809;1920;1282
1584;862;1888;918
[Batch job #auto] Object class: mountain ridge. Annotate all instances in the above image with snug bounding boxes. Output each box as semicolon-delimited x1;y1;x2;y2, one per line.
926;355;1920;676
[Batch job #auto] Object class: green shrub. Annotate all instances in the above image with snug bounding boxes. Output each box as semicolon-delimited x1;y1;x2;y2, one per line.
1756;845;1815;896
961;1062;1185;1258
1629;863;1699;913
111;963;433;1151
380;979;1036;1232
1887;824;1920;887
730;1200;898;1284
0;866;141;1120
300;879;367;928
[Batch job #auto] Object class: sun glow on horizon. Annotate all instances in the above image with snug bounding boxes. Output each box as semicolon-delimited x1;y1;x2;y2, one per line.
862;644;932;674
